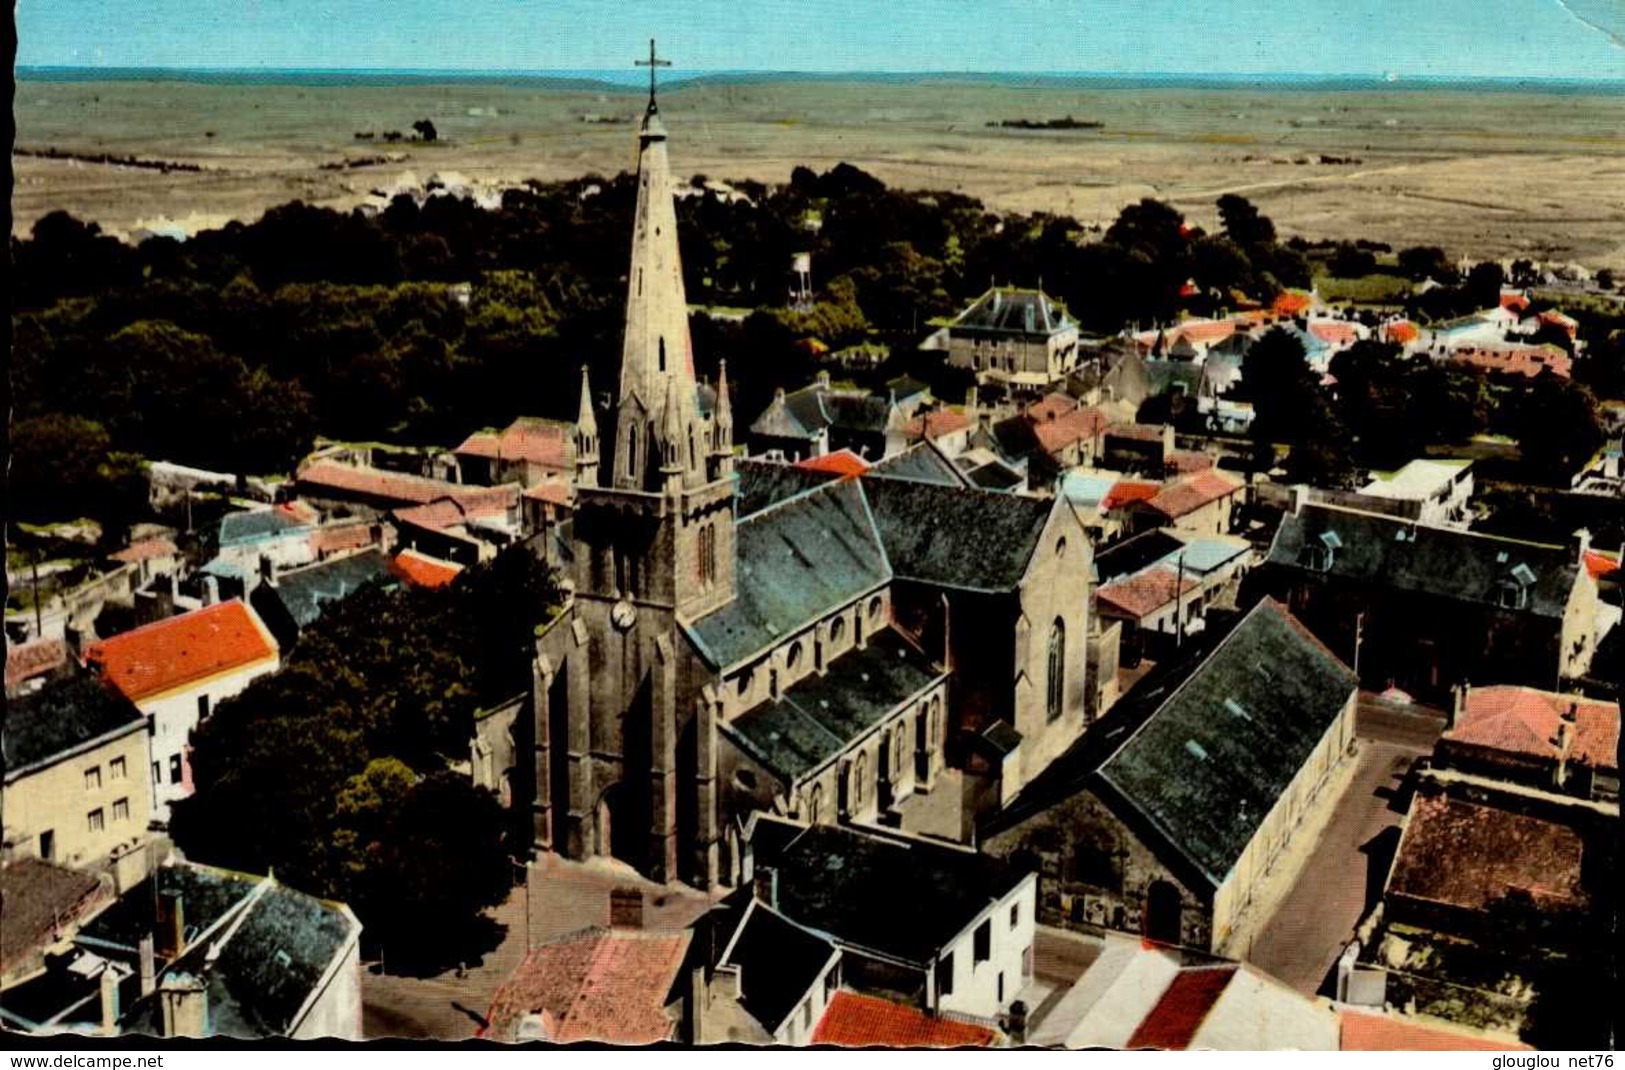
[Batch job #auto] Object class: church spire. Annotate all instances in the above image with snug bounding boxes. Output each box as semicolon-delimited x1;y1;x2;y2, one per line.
612;40;704;493
575;364;600;485
711;359;734;478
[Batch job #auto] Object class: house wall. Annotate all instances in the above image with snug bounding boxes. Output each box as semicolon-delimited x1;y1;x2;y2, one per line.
982;789;1215;950
1211;689;1356;953
138;656;280;822
1011;507;1095;790
3;726;152;869
1560;572;1599;684
774;954;842;1046
950;329;1078;381
291;932;364;1041
215;532;316;577
929;872;1037;1019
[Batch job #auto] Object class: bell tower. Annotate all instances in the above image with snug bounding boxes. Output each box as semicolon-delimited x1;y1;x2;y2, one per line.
540;41;735;888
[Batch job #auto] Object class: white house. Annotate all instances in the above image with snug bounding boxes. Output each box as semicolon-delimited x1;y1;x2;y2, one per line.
84;600;280;822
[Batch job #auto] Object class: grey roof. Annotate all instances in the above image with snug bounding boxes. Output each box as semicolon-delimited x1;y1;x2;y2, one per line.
1266;504;1580;619
1095;530;1188;585
734;460;841;518
1144;360;1203;397
860;477;1054;592
263;550;394;630
720;630;943;782
220;509;308;546
749;387;892;442
951;288;1073;337
687;480;889;670
965;461;1025;491
721;902;836;1035
820;393;893;435
748;819;1031;966
78;865;261;953
3;674;146;778
866;442;967;487
1097;598;1357;889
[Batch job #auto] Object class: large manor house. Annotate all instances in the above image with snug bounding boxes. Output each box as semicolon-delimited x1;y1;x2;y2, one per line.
532;86;1094;888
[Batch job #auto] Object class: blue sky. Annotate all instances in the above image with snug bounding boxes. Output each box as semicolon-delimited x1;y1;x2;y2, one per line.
17;0;1625;78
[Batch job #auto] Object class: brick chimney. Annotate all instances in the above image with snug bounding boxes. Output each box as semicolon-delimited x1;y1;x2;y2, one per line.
155;888;186;959
609;886;644;930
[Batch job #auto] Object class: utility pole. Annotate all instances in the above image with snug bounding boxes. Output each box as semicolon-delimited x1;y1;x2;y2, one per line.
1353;611;1365;679
1175;551;1187;649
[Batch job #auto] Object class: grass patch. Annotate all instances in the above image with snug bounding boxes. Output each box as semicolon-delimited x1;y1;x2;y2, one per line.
1315;272;1413;304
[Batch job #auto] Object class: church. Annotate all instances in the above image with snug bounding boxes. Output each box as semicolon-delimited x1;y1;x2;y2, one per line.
532;58;1097;889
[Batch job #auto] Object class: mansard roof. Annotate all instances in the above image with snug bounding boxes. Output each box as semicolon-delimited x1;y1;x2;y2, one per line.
951;287;1075;337
1266;503;1581;619
686;479;889;671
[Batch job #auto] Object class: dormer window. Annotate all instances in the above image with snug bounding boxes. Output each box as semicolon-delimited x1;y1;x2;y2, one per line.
1302;530;1340;572
1496;563;1535;610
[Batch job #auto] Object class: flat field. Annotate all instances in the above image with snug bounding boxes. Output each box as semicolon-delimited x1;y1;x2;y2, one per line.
14;75;1625;268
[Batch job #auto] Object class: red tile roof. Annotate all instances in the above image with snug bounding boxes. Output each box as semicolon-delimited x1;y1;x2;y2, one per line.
1272;290;1312;316
810;992;998;1048
1096;568;1199;621
84;600;278;704
796;450;870;478
1165;450;1215;475
109;537;178;564
1103;480;1162;510
311;522;378;556
454;418;573;471
1032;406;1107;456
1537;309;1578;334
298;461;518;512
1145;469;1243;520
1105;423;1168;443
394;498;475;533
1309;320;1359;347
1583;549;1619;582
1125;965;1238;1050
1499;291;1531;313
1339;1009;1528;1051
1383;320;1421;345
1447;686;1618;773
5;637;68;692
482;927;690;1044
904;408;972;441
1448;344;1572;380
1389;792;1588;915
1027;393;1080;422
391;549;465;590
522;480;573;506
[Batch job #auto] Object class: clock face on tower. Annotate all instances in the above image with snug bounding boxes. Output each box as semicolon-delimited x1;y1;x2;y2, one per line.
611;599;638;632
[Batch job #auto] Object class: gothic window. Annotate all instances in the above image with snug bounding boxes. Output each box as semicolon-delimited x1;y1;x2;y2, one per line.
689;427;696;469
854;752;867;809
807;783;822;825
868;596;883;622
830;616;846;644
892;726;904;776
1046;618;1065;722
659;336;667;372
929;697;941;747
788;641;804;671
626;429;638;478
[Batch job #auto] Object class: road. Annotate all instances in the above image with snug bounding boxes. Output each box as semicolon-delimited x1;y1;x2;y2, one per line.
1243;697;1446;996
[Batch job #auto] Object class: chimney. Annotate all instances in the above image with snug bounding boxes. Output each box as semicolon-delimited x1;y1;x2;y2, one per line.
259;554;275;586
156;888;186;959
1289;484;1309;516
753;865;779;910
1006;999;1029;1046
158;973;208;1039
1572;528;1592;566
99;964;121;1037
609;886;644;930
1450;684;1468;728
139;935;157;997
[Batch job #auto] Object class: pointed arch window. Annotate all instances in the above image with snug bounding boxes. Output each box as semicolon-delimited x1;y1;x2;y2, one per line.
659;336;667;373
626;428;638;478
1046;618;1066;723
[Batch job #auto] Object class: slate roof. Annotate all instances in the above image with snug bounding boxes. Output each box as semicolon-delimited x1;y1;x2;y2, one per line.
734;460;841;518
84;600;278;704
965;461;1025;491
1096;598;1357;889
865;442;967;487
1446;686;1618;773
1144;361;1203;398
1094;530;1187;585
951;287;1073;337
687;480;889;671
483;927;690;1044
1388;792;1588;914
747;817;1030;967
3;674;147;779
1266;504;1582;619
720;630;944;782
260;550;395;630
750;386;893;441
861;477;1053;593
720;901;837;1035
810;991;997;1048
78;864;262;954
219;508;310;546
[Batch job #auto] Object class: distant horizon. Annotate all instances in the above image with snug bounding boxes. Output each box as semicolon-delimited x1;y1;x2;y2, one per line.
18;65;1625;90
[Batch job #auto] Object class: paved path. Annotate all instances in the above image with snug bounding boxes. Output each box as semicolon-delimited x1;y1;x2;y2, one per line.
1243;700;1445;997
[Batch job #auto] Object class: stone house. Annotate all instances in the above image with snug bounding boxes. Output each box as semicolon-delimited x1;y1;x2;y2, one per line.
983;598;1357;956
1435;685;1618;802
946;286;1080;387
2;674;152;871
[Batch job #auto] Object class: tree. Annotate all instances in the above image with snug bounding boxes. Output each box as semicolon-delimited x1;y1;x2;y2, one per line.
1512;375;1604;483
412;119;439;142
1328;242;1378;278
1397;245;1453;282
1217;194;1276;249
1465;260;1506;309
1241;326;1353;482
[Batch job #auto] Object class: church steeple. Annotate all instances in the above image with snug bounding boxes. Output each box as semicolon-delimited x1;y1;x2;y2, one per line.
574;364;600;485
612;38;704;493
711;359;734;478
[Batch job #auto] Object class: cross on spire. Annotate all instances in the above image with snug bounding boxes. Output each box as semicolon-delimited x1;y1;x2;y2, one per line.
635;38;671;113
